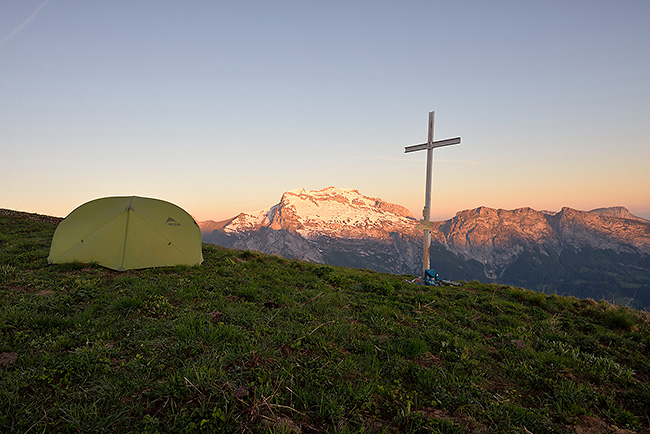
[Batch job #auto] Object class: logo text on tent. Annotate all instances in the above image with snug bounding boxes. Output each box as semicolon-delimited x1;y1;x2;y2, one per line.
166;217;181;227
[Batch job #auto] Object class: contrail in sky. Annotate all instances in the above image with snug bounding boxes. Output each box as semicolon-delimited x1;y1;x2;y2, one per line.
0;0;52;48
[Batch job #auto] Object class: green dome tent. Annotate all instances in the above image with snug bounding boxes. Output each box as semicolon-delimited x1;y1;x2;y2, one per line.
48;196;203;271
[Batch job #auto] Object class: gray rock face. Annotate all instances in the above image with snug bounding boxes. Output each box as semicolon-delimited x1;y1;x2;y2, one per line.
428;206;650;279
201;189;649;275
199;188;650;309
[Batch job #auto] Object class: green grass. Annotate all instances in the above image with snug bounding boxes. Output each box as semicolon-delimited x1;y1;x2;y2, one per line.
1;209;650;433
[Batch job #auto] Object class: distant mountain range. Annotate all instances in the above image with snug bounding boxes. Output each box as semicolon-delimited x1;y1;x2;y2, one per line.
199;187;650;310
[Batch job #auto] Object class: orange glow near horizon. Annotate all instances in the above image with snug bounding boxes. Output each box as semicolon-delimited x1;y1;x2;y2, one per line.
1;3;648;224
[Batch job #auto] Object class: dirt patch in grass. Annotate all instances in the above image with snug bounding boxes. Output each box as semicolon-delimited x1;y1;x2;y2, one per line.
7;286;29;292
419;407;484;432
413;352;444;369
0;352;18;367
261;417;302;433
573;415;636;434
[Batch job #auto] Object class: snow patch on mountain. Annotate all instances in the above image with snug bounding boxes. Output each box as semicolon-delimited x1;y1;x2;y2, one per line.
220;187;418;240
223;210;269;234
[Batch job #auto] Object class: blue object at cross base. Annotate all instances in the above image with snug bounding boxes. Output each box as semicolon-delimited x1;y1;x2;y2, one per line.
424;269;443;286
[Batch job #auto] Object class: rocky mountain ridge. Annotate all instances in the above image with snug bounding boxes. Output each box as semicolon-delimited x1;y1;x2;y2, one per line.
431;206;650;279
200;188;650;265
200;187;650;309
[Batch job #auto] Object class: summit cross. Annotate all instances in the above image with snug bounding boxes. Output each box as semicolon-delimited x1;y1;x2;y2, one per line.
404;111;460;278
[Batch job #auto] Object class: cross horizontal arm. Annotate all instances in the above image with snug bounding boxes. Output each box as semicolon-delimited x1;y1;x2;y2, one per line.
404;137;461;153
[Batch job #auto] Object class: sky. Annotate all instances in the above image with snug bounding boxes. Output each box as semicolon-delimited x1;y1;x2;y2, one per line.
2;0;649;222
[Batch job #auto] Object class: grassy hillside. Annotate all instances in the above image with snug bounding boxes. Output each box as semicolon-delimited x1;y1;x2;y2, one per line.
1;209;650;433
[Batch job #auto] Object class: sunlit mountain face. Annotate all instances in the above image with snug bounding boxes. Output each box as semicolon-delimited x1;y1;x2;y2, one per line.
200;187;650;310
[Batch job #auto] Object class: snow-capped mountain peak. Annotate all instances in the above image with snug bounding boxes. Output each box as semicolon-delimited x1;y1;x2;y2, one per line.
222;187;418;239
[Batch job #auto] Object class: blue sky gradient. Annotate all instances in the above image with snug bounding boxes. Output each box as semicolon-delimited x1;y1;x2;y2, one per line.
2;0;649;221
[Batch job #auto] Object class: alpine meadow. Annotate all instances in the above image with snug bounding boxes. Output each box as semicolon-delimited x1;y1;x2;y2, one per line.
1;209;650;433
3;2;650;432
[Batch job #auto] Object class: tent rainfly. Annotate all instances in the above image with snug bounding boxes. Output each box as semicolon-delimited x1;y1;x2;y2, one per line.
48;196;203;271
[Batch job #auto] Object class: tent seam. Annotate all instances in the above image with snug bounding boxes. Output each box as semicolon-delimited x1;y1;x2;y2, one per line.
119;197;135;271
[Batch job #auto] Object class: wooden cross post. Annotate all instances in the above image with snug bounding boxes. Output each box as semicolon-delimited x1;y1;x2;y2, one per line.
404;111;460;278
